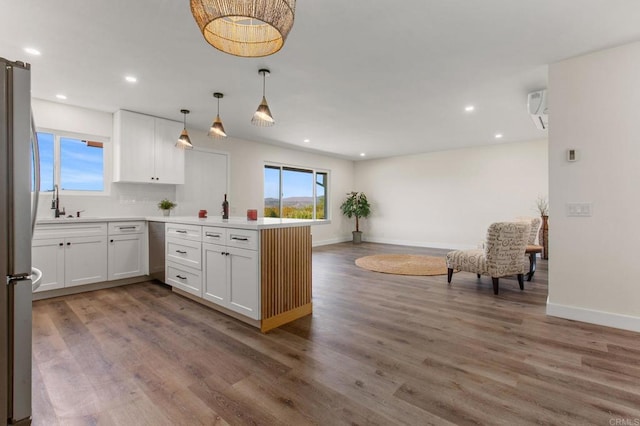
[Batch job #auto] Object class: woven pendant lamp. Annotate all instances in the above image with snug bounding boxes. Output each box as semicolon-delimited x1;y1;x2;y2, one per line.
190;0;296;58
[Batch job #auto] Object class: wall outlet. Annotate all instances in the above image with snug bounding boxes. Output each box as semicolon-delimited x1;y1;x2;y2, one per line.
566;202;592;217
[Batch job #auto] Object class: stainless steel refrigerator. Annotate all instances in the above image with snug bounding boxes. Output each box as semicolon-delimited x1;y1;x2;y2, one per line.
1;57;41;425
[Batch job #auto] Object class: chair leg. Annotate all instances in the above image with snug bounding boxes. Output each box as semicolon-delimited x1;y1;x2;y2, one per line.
477;274;481;279
492;277;499;295
518;274;524;290
527;253;537;282
447;268;453;283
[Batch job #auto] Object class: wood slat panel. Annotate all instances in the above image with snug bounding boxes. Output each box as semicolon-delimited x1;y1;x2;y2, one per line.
260;226;312;329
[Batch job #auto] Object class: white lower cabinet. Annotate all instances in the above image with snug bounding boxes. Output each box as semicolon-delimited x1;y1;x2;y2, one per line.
202;226;259;320
227;246;259;319
202;242;227;304
65;235;108;287
107;221;145;280
32;238;65;292
32;223;108;292
166;230;202;297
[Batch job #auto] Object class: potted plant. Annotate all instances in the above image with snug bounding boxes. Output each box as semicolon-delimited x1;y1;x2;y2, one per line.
158;198;177;216
340;191;371;244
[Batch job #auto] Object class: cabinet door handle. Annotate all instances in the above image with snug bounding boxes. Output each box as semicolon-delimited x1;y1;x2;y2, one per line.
59;242;63;246
66;242;71;246
175;230;187;234
118;226;136;230
175;250;187;254
175;275;186;280
205;233;220;238
226;252;230;256
110;239;114;243
231;236;249;241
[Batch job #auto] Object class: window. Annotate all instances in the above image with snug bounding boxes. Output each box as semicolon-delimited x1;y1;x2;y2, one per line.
264;165;328;219
36;131;105;192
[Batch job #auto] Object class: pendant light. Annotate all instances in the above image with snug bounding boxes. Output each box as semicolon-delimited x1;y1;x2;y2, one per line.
176;109;194;149
208;93;227;139
252;69;275;127
190;0;296;58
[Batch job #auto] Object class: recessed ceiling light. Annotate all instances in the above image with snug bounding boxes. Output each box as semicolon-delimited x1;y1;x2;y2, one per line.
495;133;503;139
303;139;310;143
24;47;41;56
464;105;475;112
55;94;67;100
360;153;366;157
125;75;137;83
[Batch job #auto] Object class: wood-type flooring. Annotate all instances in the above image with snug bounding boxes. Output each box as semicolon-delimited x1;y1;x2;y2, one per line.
31;242;640;425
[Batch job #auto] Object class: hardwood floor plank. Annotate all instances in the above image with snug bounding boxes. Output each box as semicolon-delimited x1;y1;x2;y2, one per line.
31;242;640;425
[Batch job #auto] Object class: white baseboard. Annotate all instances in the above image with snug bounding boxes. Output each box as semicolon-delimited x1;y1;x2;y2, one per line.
546;302;640;333
312;236;351;247
363;236;476;251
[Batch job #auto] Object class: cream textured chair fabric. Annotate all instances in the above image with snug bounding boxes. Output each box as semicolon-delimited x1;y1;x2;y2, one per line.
446;221;530;295
520;216;543;281
527;217;541;245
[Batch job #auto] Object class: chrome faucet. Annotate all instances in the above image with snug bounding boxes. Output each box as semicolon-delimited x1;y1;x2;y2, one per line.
51;184;65;218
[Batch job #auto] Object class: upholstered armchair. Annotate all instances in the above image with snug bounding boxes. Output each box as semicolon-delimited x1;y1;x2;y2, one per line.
446;221;530;295
523;217;543;281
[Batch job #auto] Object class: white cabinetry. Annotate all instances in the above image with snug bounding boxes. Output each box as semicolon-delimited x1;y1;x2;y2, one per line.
113;110;184;184
202;227;260;320
32;223;108;292
31;239;64;292
108;221;145;280
165;223;202;297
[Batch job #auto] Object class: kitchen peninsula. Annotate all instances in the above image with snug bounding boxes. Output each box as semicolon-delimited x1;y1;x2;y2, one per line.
33;216;319;333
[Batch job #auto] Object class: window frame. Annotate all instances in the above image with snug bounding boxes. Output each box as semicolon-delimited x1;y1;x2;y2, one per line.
264;163;330;221
36;127;110;196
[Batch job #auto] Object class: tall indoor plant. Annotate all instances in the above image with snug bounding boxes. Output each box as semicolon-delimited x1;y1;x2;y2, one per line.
340;191;371;243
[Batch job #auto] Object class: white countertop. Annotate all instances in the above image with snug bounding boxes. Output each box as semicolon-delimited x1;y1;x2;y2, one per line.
151;215;329;230
37;215;329;230
36;216;146;225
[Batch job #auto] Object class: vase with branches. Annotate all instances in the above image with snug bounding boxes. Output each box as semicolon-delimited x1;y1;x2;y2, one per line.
535;195;549;259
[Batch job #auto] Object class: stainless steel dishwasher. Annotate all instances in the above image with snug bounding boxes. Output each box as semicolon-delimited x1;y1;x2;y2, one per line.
148;221;165;283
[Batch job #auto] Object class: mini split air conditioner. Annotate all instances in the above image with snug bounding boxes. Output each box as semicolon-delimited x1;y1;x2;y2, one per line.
527;89;548;130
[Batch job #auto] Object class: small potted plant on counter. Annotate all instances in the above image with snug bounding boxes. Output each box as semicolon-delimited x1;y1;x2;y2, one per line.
158;198;177;216
340;191;371;244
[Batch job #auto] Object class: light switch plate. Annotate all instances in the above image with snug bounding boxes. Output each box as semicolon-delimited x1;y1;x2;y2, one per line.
566;202;592;217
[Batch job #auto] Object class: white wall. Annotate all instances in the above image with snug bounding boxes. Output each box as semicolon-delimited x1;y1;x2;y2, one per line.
354;139;549;249
32;98;357;244
32;99;177;218
192;133;356;246
548;41;640;332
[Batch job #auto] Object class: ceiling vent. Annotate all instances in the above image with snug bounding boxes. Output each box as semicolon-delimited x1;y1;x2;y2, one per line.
527;89;548;130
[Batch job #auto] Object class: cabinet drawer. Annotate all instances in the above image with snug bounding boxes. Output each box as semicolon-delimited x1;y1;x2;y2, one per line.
34;222;107;240
203;226;226;245
166;262;202;297
227;229;258;251
166;237;201;269
108;221;145;235
166;223;201;241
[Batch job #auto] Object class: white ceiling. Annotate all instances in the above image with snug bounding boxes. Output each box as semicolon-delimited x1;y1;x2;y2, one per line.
3;1;640;160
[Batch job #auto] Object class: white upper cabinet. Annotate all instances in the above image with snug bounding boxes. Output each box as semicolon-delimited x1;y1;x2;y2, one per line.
113;110;185;184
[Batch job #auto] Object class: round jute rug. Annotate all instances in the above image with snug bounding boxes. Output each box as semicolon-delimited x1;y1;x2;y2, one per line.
355;254;448;276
